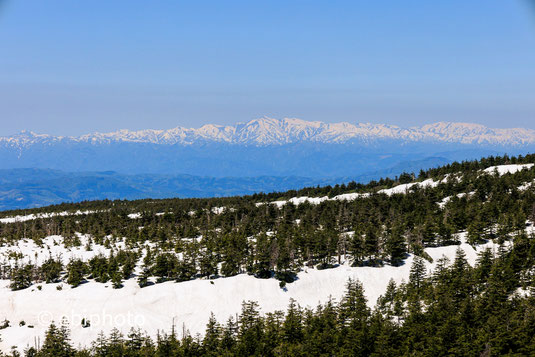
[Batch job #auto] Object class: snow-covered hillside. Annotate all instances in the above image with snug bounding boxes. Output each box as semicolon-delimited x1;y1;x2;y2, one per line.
1;162;534;352
257;163;535;207
2;117;535;147
0;233;499;352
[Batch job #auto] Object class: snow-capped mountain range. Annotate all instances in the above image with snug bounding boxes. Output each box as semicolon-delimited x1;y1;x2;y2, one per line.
2;117;535;147
1;117;535;211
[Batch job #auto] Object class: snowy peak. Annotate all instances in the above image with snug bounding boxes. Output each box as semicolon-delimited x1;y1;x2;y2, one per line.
417;122;535;145
2;118;535;148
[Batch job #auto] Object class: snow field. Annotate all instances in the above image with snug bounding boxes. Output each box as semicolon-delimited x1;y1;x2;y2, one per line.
483;163;534;176
0;233;497;352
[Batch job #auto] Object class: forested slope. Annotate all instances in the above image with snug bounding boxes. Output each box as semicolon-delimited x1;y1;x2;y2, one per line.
0;154;534;355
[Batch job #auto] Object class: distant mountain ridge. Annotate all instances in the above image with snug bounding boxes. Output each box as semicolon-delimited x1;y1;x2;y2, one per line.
1;117;534;211
3;117;535;147
0;157;454;211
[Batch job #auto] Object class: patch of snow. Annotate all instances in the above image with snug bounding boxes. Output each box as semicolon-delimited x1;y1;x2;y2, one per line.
437;192;474;209
333;192;370;201
518;181;534;191
483;163;534;176
511;287;531;299
211;207;226;214
0;211;100;224
289;196;329;205
0;235;123;266
378;178;439;196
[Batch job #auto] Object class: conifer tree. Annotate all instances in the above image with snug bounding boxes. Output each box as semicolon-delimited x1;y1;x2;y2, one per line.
409;256;427;293
9;263;33;291
66;259;87;287
386;227;406;266
203;313;221;356
39;321;74;357
364;226;379;265
40;257;63;284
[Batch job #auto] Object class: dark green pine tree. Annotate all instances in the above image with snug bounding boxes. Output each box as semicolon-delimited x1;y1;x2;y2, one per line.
364;226;379;265
39;322;74;357
40;257;63;284
253;233;273;278
66;259;87;287
350;231;366;266
111;269;123;289
137;266;151;288
9;263;33;291
281;298;303;344
338;279;372;355
203;313;221;356
467;214;486;245
409;256;427;295
386;226;407;266
236;301;264;356
339;278;370;324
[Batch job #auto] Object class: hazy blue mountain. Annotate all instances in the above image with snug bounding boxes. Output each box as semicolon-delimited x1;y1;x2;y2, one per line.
1;117;531;177
0;169;323;210
0;157;454;211
1;118;534;210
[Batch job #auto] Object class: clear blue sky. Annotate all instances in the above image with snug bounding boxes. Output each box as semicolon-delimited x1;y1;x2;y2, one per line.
1;0;534;136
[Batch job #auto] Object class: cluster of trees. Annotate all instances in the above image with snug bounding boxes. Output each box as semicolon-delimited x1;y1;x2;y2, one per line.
5;257;63;291
3;250;138;291
6;232;535;356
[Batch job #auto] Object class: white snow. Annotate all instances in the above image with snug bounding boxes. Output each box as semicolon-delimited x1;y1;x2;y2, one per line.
0;233;497;352
518;181;534;191
437;192;474;209
211;207;226;214
263;178;442;208
0;235;124;267
5;118;535;147
0;211;100;224
483;163;534;176
333;192;370;201
267;192;370;208
271;196;328;208
378;178;439;196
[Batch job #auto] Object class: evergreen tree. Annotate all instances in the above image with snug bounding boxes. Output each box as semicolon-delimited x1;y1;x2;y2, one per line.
137;267;151;288
203;313;221;356
386;226;406;266
409;256;427;296
66;259;87;287
40;257;63;283
364;226;379;265
9;263;33;291
39;322;73;357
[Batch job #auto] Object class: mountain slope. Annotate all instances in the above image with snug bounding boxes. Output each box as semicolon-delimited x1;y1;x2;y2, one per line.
0;156;534;353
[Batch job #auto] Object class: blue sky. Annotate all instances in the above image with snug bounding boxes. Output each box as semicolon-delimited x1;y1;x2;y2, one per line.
0;0;534;136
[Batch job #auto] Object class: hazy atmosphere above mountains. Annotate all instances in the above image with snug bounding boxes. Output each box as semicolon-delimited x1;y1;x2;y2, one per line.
1;1;535;136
